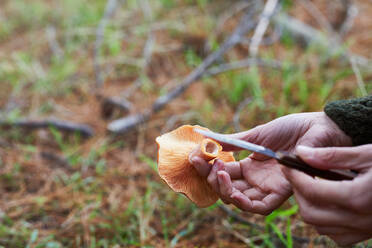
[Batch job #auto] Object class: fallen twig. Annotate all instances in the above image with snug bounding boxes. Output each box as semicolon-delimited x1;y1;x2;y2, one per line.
288;2;367;96
249;0;280;57
339;0;358;37
0;119;94;138
45;26;64;60
298;0;335;36
274;13;327;47
240;24;282;47
274;13;371;68
108;8;258;134
94;0;122;88
107;58;281;122
205;58;283;77
350;56;368;96
233;97;252;132
101;96;133;119
215;0;255;34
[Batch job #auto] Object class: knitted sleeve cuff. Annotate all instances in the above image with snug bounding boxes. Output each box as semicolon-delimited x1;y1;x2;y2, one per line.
324;95;372;146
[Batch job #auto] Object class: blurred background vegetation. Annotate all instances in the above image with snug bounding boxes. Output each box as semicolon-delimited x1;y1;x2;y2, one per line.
0;0;371;247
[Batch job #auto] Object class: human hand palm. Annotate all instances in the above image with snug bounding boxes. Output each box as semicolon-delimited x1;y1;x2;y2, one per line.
190;112;351;214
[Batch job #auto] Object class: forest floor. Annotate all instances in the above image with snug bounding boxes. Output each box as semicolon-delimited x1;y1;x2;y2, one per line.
0;0;371;247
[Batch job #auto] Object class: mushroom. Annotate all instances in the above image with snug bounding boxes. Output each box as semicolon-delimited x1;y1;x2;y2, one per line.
156;125;235;207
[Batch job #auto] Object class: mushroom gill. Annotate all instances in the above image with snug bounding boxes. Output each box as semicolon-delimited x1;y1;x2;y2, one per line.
156;125;235;207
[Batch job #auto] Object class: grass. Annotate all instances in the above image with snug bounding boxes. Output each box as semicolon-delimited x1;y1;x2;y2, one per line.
0;0;371;247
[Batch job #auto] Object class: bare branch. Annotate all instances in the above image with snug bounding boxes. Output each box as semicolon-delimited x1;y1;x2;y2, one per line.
298;0;335;35
274;13;327;47
350;56;368;96
205;58;283;77
249;0;279;57
233;97;252;132
108;8;258;134
274;13;372;68
151;10;256;113
215;0;255;34
0;119;94;138
94;0;123;88
107;57;282;133
45;26;64;60
101;96;133;119
282;3;367;95
339;1;358;37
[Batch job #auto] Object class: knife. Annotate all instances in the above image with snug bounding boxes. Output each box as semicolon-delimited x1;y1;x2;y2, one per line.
194;128;357;181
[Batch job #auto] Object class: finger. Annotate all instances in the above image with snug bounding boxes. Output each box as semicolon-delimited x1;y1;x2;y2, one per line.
211;134;246;152
220;160;242;179
252;193;288;215
230;191;253;212
217;171;234;195
295;144;372;171
249;152;272;161
282;166;353;207
328;233;372;247
231;191;279;215
207;160;223;194
217;171;236;204
293;190;362;229
232;180;251;191
230;187;286;215
189;156;211;177
243;188;266;201
219;125;262;151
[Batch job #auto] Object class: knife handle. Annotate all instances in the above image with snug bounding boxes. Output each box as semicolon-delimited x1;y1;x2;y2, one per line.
276;151;357;181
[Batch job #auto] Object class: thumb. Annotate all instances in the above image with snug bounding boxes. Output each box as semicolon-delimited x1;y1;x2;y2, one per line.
220;126;272;160
219;127;273;161
217;128;260;152
295;144;372;171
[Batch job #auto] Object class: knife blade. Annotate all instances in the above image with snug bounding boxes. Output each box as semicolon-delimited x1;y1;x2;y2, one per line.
194;128;357;181
195;128;278;159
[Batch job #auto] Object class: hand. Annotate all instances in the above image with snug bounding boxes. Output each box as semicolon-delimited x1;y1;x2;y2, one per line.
189;112;352;215
283;145;372;246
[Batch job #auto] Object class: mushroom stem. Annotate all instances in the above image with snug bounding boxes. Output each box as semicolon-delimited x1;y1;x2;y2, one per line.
191;138;222;161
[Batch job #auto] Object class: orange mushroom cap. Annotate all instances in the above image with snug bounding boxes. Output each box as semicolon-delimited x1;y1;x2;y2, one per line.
156;125;235;207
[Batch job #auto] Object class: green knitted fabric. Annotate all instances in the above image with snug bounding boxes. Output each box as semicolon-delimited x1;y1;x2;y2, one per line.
324;95;372;145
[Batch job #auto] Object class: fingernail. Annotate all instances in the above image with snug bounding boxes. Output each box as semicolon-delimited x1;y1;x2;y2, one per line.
215;159;225;170
296;145;314;159
230;192;239;199
230;192;237;198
